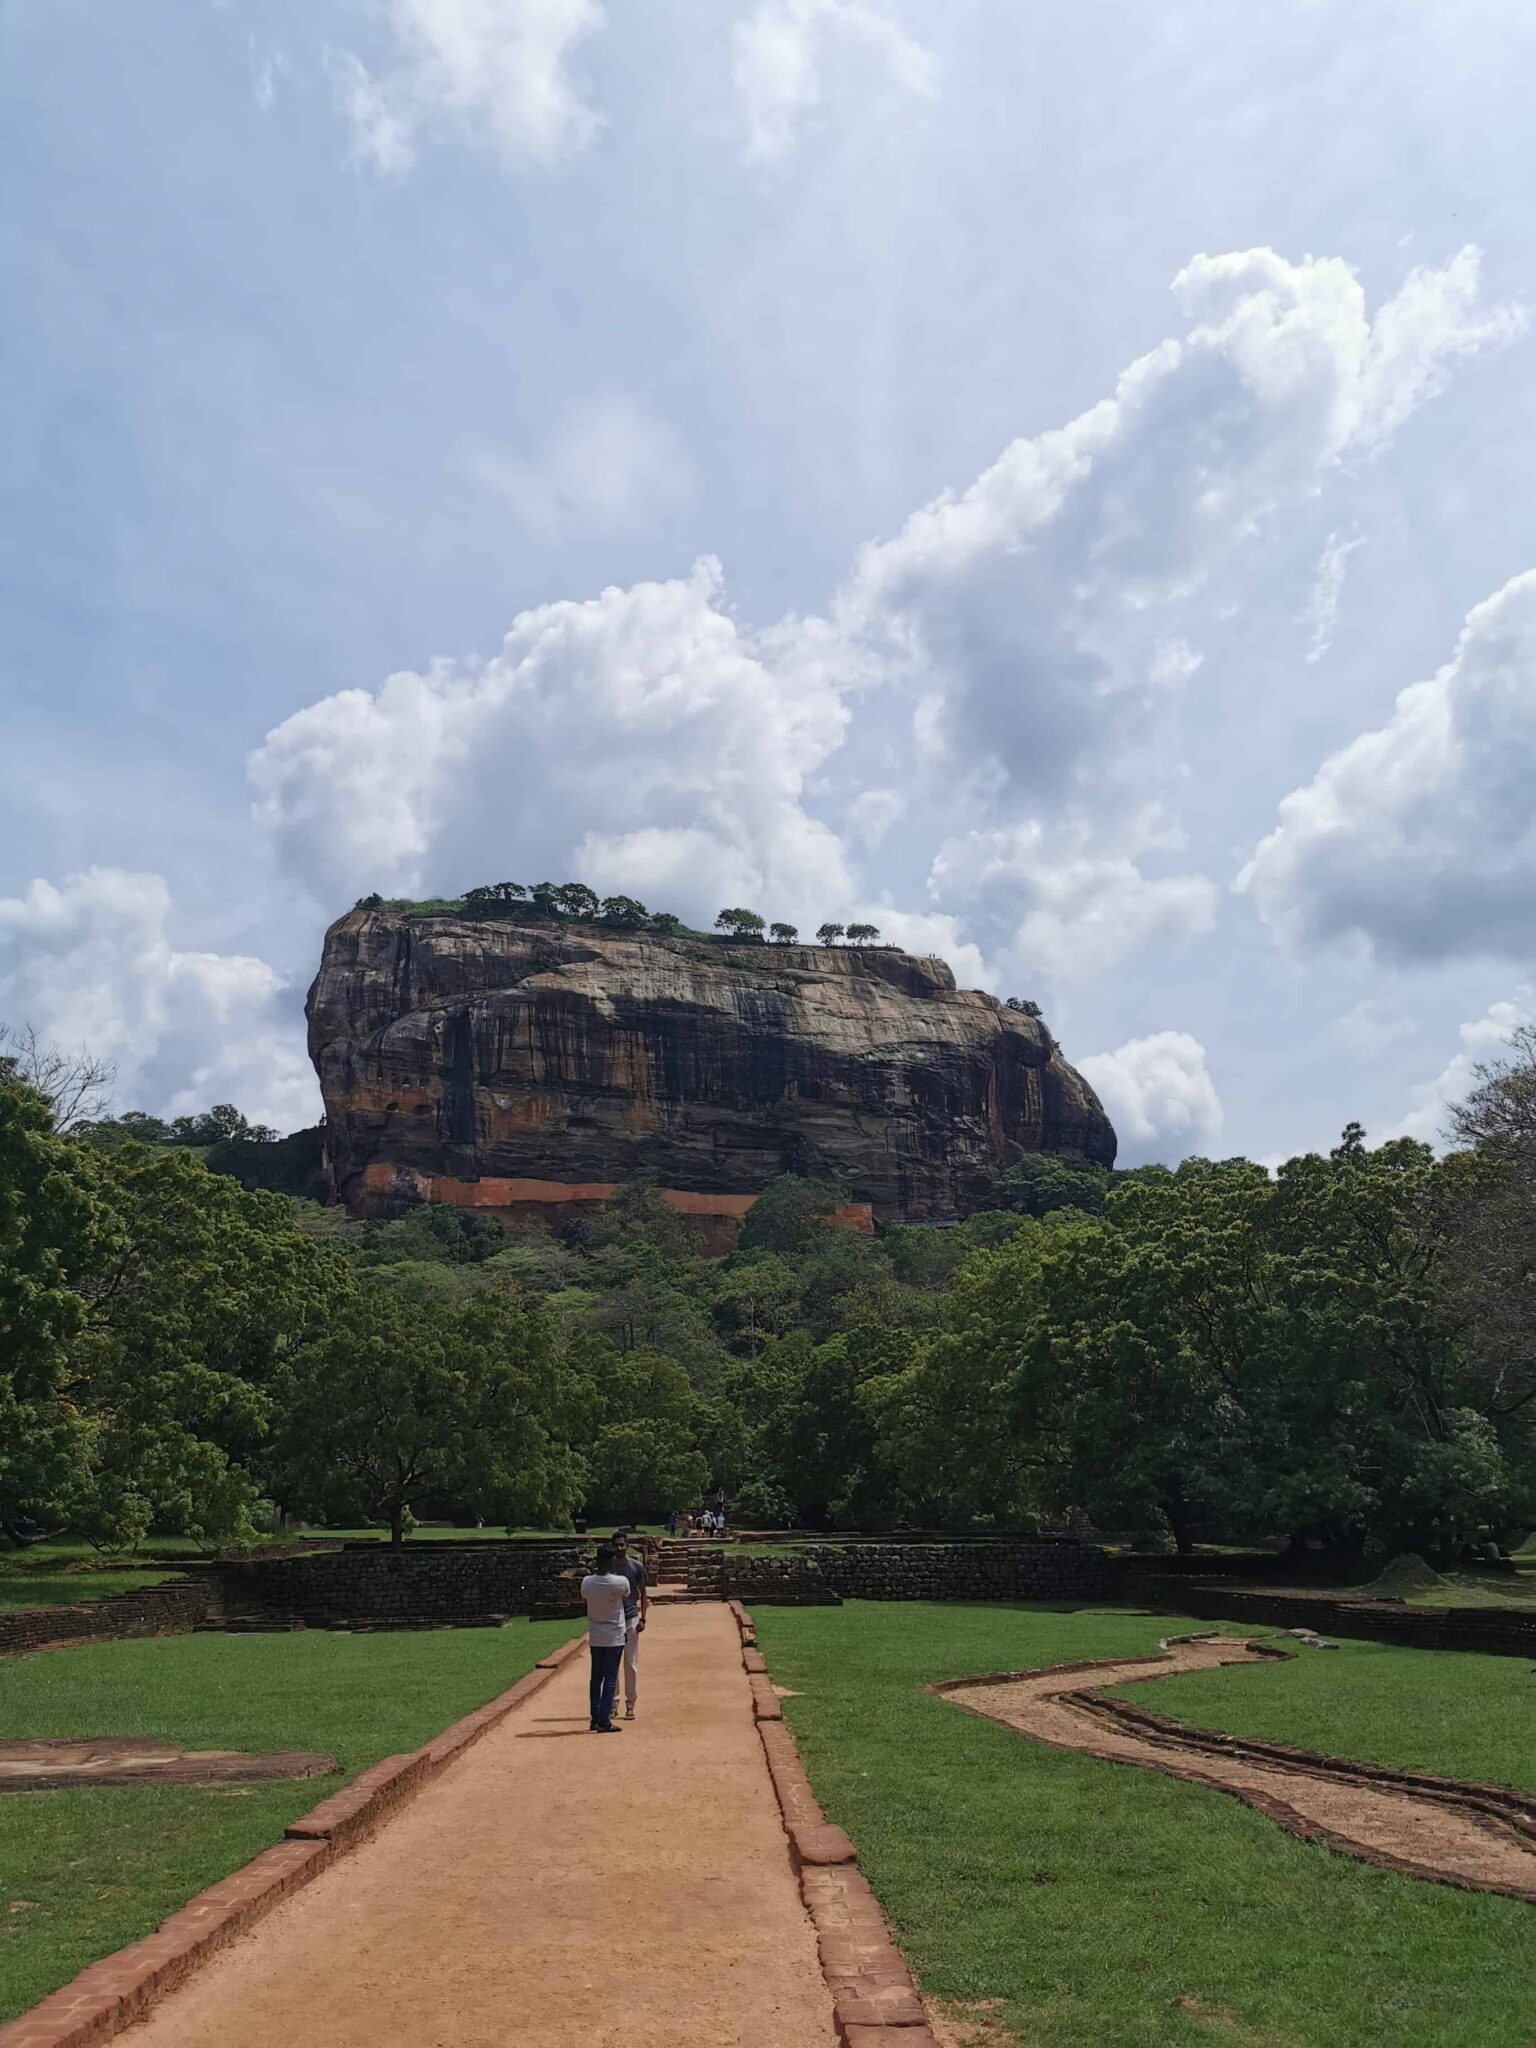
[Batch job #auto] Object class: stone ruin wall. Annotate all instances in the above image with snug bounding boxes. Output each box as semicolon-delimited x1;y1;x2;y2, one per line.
726;1539;1112;1606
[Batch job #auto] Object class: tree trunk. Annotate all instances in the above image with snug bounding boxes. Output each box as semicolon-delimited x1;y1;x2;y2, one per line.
389;1502;405;1548
1162;1486;1195;1555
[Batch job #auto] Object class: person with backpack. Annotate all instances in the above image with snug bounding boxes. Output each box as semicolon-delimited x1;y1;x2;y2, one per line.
581;1544;630;1733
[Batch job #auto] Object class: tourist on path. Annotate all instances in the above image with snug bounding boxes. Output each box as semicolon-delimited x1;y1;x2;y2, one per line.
581;1544;630;1733
610;1530;650;1721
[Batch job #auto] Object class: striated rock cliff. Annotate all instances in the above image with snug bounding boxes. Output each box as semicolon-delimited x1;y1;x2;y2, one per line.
307;909;1115;1225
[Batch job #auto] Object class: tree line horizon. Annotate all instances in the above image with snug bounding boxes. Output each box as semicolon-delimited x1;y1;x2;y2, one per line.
353;879;884;949
5;1010;1535;1563
349;881;1046;1017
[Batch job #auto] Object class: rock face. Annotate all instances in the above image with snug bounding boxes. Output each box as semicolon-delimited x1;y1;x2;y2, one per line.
307;909;1116;1224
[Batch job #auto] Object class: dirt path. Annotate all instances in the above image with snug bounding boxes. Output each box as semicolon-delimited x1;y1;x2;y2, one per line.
941;1637;1536;1902
127;1601;836;2048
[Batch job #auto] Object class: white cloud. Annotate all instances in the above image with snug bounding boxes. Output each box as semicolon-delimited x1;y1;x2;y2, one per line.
335;52;416;174
1333;995;1412;1058
847;904;986;990
733;0;933;161
250;557;853;930
929;821;1217;986
336;0;604;173
836;248;1519;810
249;38;287;112
250;247;1516;1008
847;787;904;847
1240;568;1536;962
0;870;318;1132
1345;246;1526;450
1080;1031;1224;1166
1387;988;1535;1144
1149;637;1203;688
1304;528;1364;663
466;394;692;540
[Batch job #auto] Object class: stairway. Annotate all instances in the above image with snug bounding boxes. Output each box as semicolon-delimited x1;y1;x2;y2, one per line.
653;1540;726;1601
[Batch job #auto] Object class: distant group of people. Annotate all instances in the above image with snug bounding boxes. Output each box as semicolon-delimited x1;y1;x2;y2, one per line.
663;1499;728;1538
579;1529;649;1733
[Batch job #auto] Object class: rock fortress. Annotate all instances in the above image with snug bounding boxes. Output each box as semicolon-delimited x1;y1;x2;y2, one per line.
307;904;1117;1245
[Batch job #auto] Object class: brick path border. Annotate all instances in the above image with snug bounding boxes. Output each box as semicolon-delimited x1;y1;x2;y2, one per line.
730;1599;939;2048
0;1633;586;2048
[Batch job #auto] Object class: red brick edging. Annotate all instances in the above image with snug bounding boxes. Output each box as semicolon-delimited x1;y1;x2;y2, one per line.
0;1632;587;2048
729;1599;938;2047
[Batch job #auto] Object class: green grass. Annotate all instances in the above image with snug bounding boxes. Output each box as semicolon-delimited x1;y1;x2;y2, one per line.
0;1571;180;1611
1405;1568;1536;1609
0;1619;574;2022
0;1538;207;1614
752;1601;1536;2048
1111;1636;1536;1792
311;1523;663;1541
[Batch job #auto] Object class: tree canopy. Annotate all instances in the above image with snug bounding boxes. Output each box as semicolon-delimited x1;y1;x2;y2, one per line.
8;1020;1536;1557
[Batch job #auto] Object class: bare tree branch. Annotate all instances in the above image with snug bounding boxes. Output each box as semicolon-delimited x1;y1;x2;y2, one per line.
0;1022;116;1130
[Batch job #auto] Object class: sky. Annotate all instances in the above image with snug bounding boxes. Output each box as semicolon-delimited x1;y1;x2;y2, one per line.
6;0;1536;1165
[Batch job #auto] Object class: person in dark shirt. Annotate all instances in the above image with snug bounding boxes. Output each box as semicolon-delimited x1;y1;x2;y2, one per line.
610;1529;649;1721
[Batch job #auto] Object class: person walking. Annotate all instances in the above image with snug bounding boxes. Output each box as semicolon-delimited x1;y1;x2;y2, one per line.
610;1530;649;1721
581;1544;630;1733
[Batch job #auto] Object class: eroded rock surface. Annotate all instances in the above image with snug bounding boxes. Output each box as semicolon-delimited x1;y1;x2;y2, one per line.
308;910;1115;1221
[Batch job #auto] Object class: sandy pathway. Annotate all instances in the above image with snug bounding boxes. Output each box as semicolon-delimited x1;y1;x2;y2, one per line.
943;1638;1536;1902
127;1602;836;2048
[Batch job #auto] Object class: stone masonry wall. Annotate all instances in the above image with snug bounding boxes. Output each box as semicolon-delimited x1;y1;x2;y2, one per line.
204;1543;588;1627
726;1539;1109;1606
1119;1577;1536;1659
0;1578;213;1657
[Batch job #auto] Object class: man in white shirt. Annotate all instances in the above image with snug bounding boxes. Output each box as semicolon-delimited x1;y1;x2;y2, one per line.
581;1545;630;1733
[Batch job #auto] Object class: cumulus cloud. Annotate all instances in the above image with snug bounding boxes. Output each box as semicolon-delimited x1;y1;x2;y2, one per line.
1080;1031;1224;1166
847;788;904;848
835;248;1519;812
0;871;319;1132
844;904;986;990
1240;569;1536;962
928;820;1217;987
250;558;853;929
1387;987;1535;1145
466;394;692;540
336;0;604;172
251;247;1515;998
733;0;933;161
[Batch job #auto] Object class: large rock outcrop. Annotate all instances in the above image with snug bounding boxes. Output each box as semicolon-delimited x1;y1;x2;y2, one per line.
308;909;1115;1225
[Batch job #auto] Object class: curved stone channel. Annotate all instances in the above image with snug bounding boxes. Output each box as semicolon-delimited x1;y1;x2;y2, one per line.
934;1636;1536;1903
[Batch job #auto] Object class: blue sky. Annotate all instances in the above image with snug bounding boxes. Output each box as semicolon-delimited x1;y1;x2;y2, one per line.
7;0;1536;1163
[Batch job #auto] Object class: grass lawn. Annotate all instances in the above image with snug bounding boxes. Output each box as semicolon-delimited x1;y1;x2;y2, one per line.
312;1523;664;1541
0;1539;198;1613
0;1571;180;1612
1404;1569;1536;1609
753;1601;1536;2048
0;1618;574;2023
1115;1636;1536;1793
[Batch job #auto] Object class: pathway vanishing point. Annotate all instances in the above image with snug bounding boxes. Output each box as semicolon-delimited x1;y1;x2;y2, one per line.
125;1600;837;2048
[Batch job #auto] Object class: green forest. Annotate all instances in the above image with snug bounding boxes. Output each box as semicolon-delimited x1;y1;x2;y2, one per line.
4;1036;1535;1559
